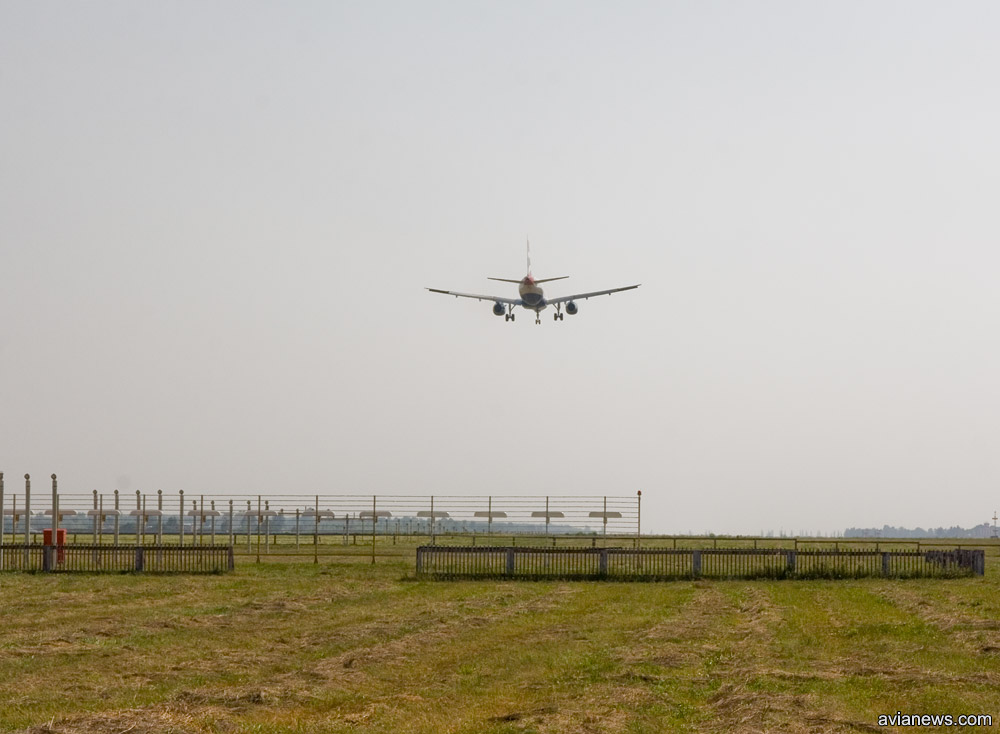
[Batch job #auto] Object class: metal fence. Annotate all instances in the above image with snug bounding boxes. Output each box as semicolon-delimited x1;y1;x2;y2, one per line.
415;546;986;580
0;475;641;544
0;544;234;573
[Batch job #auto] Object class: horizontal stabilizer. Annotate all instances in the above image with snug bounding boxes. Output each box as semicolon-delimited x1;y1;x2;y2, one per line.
534;276;569;283
487;277;523;283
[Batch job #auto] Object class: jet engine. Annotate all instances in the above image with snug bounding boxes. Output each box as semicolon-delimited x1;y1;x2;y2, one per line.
565;301;578;315
492;302;505;316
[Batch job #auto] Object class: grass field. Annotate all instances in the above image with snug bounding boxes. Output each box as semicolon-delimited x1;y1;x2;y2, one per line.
2;548;1000;733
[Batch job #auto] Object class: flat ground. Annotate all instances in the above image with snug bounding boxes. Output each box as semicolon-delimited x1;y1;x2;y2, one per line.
2;546;1000;733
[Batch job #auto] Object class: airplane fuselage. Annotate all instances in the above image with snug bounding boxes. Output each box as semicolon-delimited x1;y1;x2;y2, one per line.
518;276;547;312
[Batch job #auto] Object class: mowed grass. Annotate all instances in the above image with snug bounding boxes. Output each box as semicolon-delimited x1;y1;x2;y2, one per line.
2;555;1000;733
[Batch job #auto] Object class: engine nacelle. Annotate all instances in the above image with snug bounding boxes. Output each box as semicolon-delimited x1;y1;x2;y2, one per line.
566;301;578;315
492;302;505;316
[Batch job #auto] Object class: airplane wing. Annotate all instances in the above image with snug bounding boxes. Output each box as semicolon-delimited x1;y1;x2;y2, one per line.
426;288;522;305
546;284;641;304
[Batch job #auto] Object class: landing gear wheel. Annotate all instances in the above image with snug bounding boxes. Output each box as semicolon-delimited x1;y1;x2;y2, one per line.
554;313;559;321
511;313;515;322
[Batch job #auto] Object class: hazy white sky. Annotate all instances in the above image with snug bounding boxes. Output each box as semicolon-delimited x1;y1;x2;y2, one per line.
2;2;998;534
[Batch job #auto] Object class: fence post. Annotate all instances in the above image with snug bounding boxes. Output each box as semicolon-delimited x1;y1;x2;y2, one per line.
415;546;423;574
228;500;234;548
786;550;796;576
178;491;185;547
42;543;52;572
158;490;164;545
314;495;319;565
371;495;377;565
603;496;608;542
24;474;31;551
599;548;609;576
506;547;515;575
113;489;120;545
51;474;59;541
692;550;702;577
0;472;4;570
135;546;145;572
636;490;641;550
881;552;890;577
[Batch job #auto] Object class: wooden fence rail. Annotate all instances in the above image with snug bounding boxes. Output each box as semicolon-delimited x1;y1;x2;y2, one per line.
416;546;985;580
0;544;234;573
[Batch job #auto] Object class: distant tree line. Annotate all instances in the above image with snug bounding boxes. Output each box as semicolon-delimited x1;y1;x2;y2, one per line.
845;523;995;538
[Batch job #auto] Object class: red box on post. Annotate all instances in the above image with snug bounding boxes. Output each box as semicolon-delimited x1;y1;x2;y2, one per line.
43;528;68;563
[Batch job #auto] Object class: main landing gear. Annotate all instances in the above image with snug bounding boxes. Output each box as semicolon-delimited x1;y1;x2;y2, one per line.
504;305;516;322
552;305;564;321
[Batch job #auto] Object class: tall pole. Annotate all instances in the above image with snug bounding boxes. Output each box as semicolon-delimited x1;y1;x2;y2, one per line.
636;490;642;550
10;495;16;567
178;490;185;547
0;472;5;569
264;500;270;554
256;495;261;564
136;490;141;544
603;496;608;544
228;500;234;548
157;490;164;545
113;489;120;545
51;474;59;538
371;495;376;565
313;495;319;565
92;490;98;544
24;474;31;547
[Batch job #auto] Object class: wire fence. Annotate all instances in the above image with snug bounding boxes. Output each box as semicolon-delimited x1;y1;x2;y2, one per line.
0;477;641;546
416;546;986;580
0;544;234;573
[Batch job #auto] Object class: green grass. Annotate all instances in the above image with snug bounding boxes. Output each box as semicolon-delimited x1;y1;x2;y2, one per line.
2;552;1000;732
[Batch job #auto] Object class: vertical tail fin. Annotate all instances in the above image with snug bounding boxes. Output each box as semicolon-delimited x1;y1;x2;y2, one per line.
527;238;532;276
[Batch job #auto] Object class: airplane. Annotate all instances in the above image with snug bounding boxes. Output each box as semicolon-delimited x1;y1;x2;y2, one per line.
427;243;640;324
